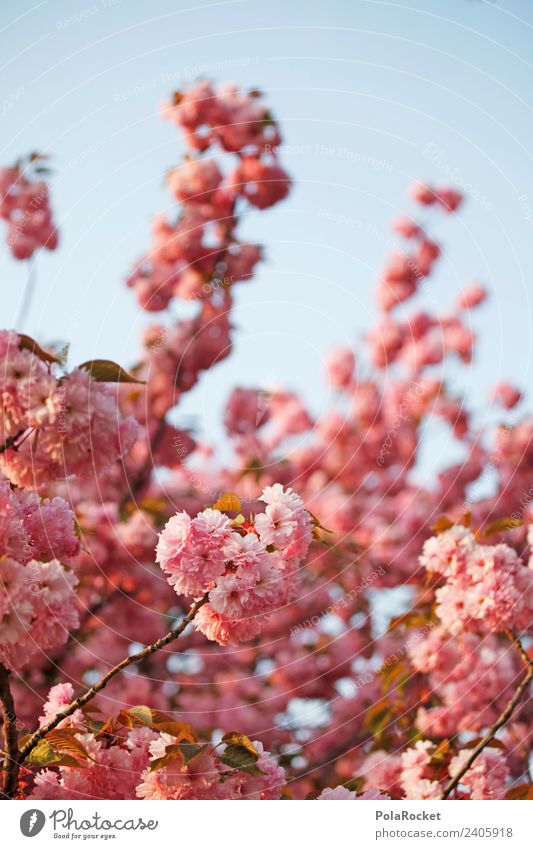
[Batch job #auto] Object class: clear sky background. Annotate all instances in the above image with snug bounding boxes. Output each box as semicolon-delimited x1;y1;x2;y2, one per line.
1;0;533;476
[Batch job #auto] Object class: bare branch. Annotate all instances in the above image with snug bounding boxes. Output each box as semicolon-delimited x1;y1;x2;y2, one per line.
0;664;20;799
441;631;533;799
17;594;207;769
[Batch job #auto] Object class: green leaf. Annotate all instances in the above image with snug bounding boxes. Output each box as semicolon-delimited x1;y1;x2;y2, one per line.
178;742;208;765
150;745;183;772
220;748;264;776
221;732;260;757
77;359;144;384
46;728;91;762
117;705;196;741
480;517;523;538
18;333;61;365
149;742;209;772
26;738;85;769
219;734;264;776
26;739;61;767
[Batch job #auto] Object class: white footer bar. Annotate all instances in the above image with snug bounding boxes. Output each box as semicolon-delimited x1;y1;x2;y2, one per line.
5;799;532;848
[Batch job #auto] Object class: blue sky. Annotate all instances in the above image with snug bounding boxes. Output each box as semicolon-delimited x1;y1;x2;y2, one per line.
1;0;533;470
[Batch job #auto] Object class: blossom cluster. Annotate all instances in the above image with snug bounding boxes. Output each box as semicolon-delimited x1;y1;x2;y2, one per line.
0;471;79;563
0;557;78;672
407;625;519;737
0;330;138;489
0;159;58;259
400;739;509;800
127;80;290;312
409;181;463;211
30;689;287;800
137;734;285;800
377;220;442;311
156;484;313;645
132;301;233;418
420;526;533;634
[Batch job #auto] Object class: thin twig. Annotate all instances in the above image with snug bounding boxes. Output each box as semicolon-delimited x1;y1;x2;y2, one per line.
0;429;27;455
16;594;208;769
441;631;533;799
0;663;20;799
15;257;36;330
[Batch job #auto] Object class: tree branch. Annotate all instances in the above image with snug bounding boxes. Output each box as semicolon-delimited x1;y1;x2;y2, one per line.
0;664;20;800
441;631;533;799
15;594;208;776
0;429;27;455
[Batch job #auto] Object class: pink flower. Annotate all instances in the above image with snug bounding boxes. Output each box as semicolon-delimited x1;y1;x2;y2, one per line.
491;382;522;410
255;501;298;547
456;281;487;310
155;510;229;597
222;532;268;567
233;156;291;210
39;683;83;728
318;786;390;800
32;730;152;800
400;741;443;800
0;558;78;672
419;526;475;577
449;749;509;799
224;387;270;435
137;737;221;800
0;164;59;259
255;485;312;551
422;530;533;635
0;472;79;563
168;157;223;204
194;602;266;646
325;346;356;389
228;741;286;799
410;181;437;206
